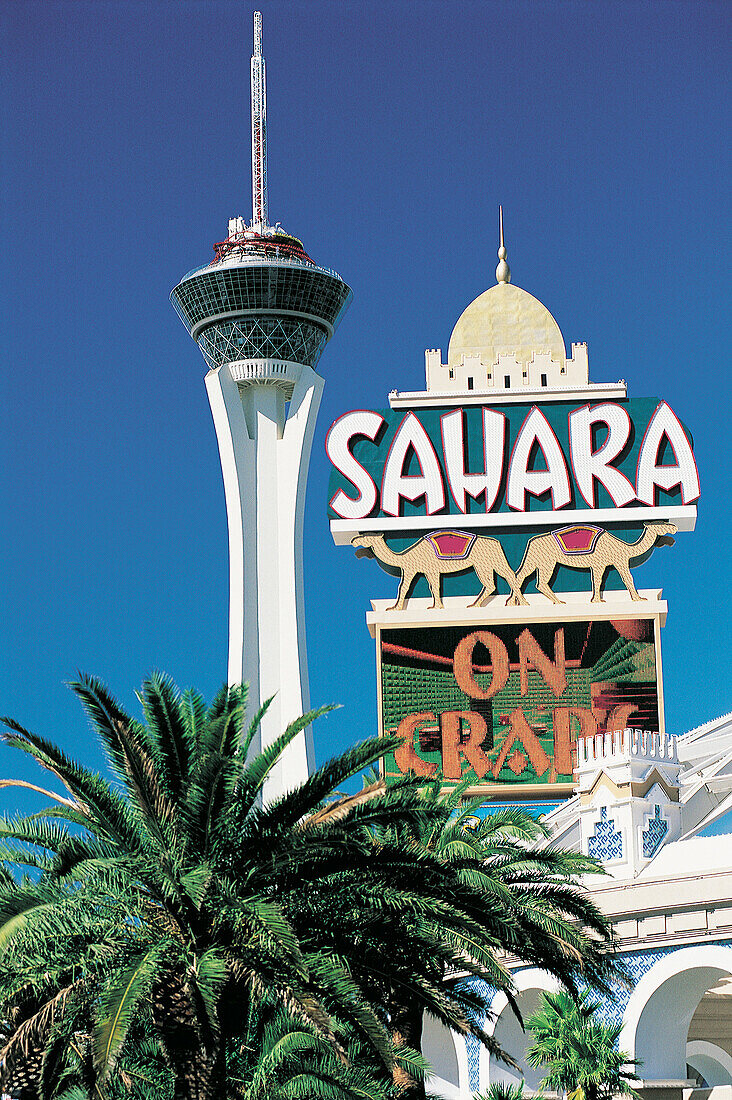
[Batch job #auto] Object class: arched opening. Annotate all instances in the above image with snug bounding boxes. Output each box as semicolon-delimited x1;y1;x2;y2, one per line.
622;947;732;1082
686;1040;732;1087
422;1013;465;1099
482;969;561;1091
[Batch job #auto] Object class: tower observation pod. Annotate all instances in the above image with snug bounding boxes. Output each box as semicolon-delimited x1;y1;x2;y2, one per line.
171;12;351;799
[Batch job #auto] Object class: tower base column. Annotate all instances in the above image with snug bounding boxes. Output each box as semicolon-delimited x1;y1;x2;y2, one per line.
205;361;323;800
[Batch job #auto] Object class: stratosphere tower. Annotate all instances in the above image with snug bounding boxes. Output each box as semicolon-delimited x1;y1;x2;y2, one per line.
171;12;351;797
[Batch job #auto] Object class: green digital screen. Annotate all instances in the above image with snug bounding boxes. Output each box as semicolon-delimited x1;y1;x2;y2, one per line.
379;617;661;790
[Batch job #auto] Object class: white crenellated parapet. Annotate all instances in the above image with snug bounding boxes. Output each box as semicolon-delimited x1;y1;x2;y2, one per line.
576;727;679;767
575;727;683;880
424;338;590;395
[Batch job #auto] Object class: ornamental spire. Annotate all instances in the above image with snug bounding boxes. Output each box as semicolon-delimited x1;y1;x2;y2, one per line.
496;205;511;284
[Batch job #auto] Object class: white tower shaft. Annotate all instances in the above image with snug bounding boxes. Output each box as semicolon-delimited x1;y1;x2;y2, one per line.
251;11;268;231
205;365;322;799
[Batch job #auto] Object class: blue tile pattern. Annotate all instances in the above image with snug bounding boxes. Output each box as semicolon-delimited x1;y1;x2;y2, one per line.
455;978;494;1091
643;804;669;858
577;941;732;1029
588;806;624;862
457;940;732;1090
466;1035;481;1090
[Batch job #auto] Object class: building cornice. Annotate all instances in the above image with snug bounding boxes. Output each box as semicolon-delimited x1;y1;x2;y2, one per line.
388;382;628;409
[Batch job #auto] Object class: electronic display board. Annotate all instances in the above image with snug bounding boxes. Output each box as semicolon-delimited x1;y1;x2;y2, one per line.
378;616;663;794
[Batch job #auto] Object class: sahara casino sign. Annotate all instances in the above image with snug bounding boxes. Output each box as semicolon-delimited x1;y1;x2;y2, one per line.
326;399;699;531
377;616;663;793
326;394;697;793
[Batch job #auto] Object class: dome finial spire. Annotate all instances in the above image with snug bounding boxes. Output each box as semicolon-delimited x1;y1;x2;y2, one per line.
496;204;511;284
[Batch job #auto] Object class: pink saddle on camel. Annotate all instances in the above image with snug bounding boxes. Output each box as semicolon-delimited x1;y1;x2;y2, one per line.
425;530;477;560
551;525;603;555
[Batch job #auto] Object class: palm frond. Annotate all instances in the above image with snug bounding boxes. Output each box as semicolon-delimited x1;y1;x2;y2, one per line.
189;947;228;1039
139;671;194;801
71;673;178;848
179;686;208;751
236;706;334;811
1;718;144;853
260;733;396;835
306;952;393;1069
94;943;165;1079
201;682;249;758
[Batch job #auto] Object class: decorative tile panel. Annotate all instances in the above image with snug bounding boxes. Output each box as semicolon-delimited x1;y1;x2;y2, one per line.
588;806;624;862
466;1034;481;1091
643;804;669;858
456;978;493;1091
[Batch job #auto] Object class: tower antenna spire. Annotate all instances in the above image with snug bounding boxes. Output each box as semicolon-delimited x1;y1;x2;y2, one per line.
251;11;268;232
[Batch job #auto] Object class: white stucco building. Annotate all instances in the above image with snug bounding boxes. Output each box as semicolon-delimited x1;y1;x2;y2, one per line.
423;712;732;1099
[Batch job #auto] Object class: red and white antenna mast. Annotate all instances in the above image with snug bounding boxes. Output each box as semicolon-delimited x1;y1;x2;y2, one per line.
251;11;268;232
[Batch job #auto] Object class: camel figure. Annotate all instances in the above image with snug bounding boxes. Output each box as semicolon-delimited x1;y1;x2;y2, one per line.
351;530;527;610
508;521;678;605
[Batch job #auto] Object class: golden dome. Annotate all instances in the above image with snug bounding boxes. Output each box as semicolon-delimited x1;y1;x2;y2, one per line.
447;281;566;368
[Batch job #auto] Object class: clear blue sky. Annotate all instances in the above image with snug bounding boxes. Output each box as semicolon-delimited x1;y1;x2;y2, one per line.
1;0;729;813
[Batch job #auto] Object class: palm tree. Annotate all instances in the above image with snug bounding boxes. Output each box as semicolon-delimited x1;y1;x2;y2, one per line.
525;989;638;1100
235;1003;400;1100
0;674;611;1100
346;782;619;1100
0;674;415;1098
